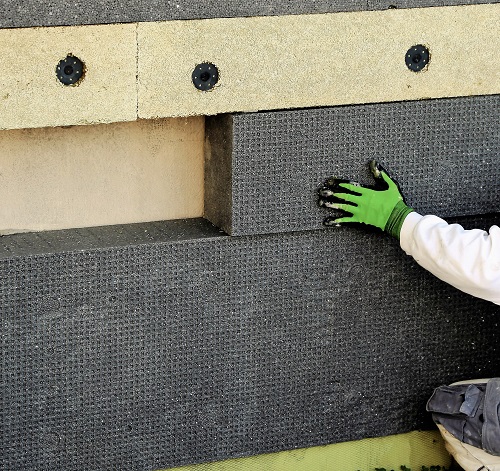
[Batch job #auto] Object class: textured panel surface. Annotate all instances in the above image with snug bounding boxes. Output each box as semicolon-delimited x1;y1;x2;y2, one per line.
0;24;137;130
138;5;500;119
1;0;499;28
205;95;500;236
0;1;365;28
2;217;500;470
0;117;204;235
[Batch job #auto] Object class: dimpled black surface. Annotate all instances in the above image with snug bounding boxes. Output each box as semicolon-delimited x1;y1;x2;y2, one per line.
205;95;500;236
2;216;500;470
1;0;498;28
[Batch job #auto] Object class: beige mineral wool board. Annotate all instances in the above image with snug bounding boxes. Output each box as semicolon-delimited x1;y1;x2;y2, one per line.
0;24;137;130
138;4;500;118
0;117;204;234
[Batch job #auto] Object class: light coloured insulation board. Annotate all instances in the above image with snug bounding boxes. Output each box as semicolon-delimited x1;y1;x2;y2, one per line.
0;4;498;129
138;4;500;118
0;24;137;130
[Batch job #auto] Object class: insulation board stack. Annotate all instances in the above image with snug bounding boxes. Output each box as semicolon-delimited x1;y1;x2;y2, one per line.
2;216;500;470
1;1;500;470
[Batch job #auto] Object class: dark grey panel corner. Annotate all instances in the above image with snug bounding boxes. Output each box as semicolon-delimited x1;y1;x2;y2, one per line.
205;95;500;236
2;216;500;470
0;218;225;259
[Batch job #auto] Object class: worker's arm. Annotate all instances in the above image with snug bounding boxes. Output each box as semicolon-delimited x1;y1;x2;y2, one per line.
318;160;500;305
400;212;500;305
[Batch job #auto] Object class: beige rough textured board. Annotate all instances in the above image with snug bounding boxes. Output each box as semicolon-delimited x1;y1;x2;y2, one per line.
0;117;204;234
138;4;500;118
0;24;137;130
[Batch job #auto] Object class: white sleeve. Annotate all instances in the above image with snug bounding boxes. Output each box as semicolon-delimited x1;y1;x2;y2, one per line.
400;212;500;305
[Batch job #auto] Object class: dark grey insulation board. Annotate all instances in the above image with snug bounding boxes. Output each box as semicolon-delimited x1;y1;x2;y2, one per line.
371;0;497;7
1;0;498;28
205;95;500;236
2;216;500;471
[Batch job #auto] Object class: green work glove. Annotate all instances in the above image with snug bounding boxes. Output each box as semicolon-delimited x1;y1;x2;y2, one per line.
318;160;413;239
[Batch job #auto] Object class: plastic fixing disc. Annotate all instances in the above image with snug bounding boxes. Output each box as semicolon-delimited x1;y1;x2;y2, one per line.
192;62;219;91
405;45;430;72
56;55;84;85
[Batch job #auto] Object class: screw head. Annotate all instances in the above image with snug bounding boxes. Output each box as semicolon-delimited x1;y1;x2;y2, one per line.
192;62;219;91
405;45;430;72
56;55;85;85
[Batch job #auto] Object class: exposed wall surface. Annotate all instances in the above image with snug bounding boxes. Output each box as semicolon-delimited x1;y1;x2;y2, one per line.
0;118;204;234
2;216;499;470
205;95;500;235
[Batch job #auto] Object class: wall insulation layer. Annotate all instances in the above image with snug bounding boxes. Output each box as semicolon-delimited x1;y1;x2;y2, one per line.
1;0;500;469
0;24;137;130
205;95;500;236
1;4;499;130
137;5;500;119
2;216;500;471
1;0;498;27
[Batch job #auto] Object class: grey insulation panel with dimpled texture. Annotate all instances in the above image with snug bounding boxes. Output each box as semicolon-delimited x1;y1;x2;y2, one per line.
204;95;500;236
1;0;499;28
2;216;500;470
0;0;365;28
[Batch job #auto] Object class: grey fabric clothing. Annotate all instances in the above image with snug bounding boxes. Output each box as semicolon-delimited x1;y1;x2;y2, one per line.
427;379;500;455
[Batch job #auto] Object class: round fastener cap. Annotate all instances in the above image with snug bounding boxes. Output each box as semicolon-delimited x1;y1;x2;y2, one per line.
56;55;85;85
405;45;430;72
192;63;219;91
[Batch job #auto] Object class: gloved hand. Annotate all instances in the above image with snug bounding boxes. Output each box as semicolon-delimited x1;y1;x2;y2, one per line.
318;160;413;239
